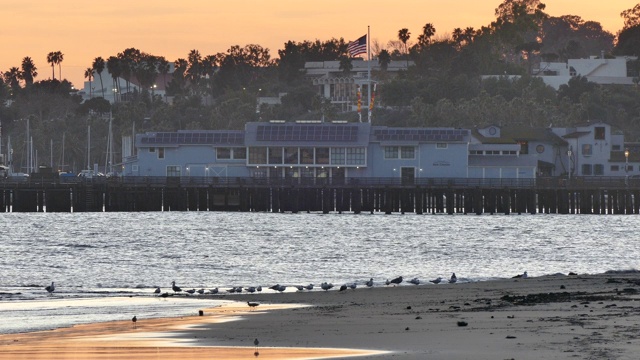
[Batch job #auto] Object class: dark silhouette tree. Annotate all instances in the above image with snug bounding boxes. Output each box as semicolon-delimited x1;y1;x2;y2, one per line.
84;68;93;98
92;57;105;98
378;49;391;71
398;28;411;67
20;57;37;87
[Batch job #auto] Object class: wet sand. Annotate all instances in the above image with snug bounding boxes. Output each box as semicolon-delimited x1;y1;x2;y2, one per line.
2;272;640;359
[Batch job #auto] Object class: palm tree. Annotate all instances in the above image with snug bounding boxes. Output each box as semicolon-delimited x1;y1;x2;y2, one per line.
92;57;105;98
398;28;411;67
4;67;22;93
378;49;391;71
417;23;436;48
55;51;64;80
20;57;37;86
84;68;93;98
106;56;122;102
47;52;56;79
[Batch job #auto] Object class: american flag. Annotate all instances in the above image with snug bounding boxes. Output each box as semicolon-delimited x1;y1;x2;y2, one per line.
347;35;367;57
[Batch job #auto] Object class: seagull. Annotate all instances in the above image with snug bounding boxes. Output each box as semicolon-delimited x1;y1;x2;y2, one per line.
269;284;281;292
185;289;196;295
246;286;256;293
247;301;260;310
449;273;457;284
389;276;403;286
158;292;170;298
429;277;443;284
277;285;286;293
235;286;243;293
305;284;314;290
226;288;236;294
385;279;390;286
339;284;348;292
196;288;205;295
171;281;182;293
132;315;137;329
295;285;304;291
45;282;55;295
256;286;262;292
154;287;161;294
349;283;357;290
321;282;333;291
522;271;528;279
209;287;219;295
366;278;374;287
513;271;529;279
409;277;420;285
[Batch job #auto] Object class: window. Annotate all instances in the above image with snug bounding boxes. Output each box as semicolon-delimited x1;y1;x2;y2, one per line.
346;148;366;165
436;143;447;149
300;148;314;164
268;147;283;164
486;150;500;155
217;148;231;160
166;165;181;177
132;165;139;172
469;150;483;155
594;127;605;140
594;164;604;175
518;141;529;154
582;164;592;175
611;165;620;171
248;147;267;164
316;148;330;164
233;147;246;159
158;148;165;159
504;150;517;155
400;146;415;159
284;147;298;164
582;144;592;156
612;145;621;151
384;146;399;159
331;148;345;165
627;165;634;172
149;147;155;153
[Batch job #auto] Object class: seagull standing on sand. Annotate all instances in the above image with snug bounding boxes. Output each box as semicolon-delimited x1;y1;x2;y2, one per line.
339;284;348;292
366;278;374;287
389;276;403;286
185;289;196;295
409;277;420;285
171;281;182;293
349;283;357;290
45;282;55;295
210;287;219;295
449;273;457;283
429;277;442;284
305;284;314;291
154;287;161;294
197;289;205;295
321;282;333;291
132;315;137;329
522;271;528;279
295;285;304;291
246;286;256;293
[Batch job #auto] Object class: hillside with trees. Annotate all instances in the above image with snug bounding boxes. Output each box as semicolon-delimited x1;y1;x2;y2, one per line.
1;0;639;174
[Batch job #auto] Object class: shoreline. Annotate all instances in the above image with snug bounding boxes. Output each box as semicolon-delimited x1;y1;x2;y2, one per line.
2;272;640;359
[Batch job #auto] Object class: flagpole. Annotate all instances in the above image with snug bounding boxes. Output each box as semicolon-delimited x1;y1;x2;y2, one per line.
367;25;372;123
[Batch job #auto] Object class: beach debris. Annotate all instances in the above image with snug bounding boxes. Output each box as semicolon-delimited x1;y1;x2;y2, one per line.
405;327;410;331
457;321;468;327
406;306;412;310
449;273;457;283
171;281;182;293
568;272;578;276
415;316;422;319
507;315;515;319
131;315;137;329
45;282;55;295
429;277;442;284
506;335;517;339
154;287;161;294
365;278;374;287
560;285;566;289
247;301;260;310
408;277;420;285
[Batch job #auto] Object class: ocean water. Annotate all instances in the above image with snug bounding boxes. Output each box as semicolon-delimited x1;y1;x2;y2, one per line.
1;212;638;334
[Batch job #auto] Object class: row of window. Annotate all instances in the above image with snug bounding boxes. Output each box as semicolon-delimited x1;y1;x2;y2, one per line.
469;150;518;155
247;147;366;166
217;147;247;160
582;164;633;175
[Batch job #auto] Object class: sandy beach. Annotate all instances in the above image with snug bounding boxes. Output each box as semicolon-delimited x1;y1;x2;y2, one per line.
2;272;640;359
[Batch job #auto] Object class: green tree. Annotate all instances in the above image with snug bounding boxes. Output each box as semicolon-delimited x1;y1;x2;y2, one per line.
378;49;391;71
92;57;105;98
339;56;353;75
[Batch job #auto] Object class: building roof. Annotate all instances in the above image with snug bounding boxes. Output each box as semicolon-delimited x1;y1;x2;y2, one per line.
473;127;567;146
244;121;371;147
371;127;470;143
136;130;245;147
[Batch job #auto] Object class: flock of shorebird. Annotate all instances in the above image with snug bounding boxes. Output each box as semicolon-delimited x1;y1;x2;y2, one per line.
44;272;532;298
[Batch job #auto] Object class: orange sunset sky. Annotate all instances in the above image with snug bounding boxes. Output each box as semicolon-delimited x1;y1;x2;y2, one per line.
1;0;637;88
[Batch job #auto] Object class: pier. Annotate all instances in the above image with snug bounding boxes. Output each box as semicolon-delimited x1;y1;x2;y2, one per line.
0;177;639;214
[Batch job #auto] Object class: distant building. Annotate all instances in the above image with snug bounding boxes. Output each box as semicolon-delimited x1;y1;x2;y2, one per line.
121;120;634;180
79;73;172;104
533;54;637;89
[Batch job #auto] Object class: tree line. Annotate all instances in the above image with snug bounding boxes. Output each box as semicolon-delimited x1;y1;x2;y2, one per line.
0;0;639;174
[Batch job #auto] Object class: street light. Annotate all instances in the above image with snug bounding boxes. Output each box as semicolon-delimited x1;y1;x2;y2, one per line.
625;148;630;184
